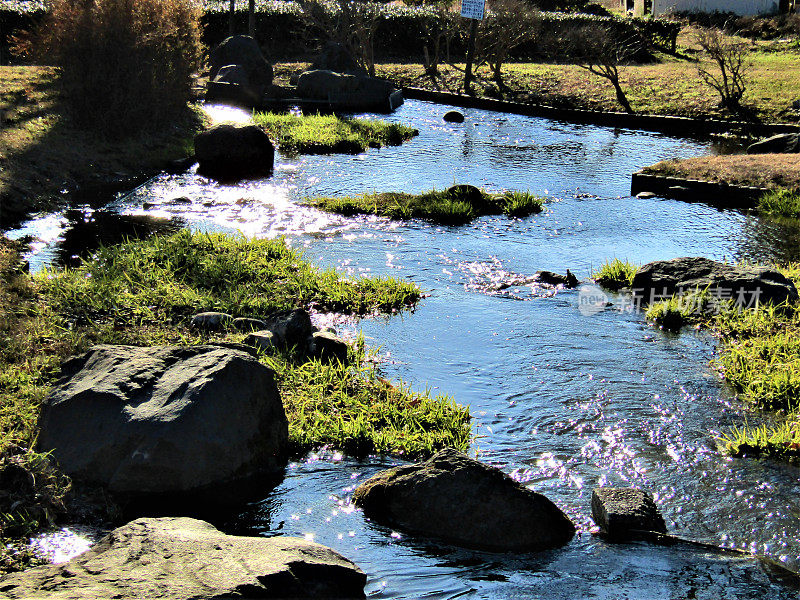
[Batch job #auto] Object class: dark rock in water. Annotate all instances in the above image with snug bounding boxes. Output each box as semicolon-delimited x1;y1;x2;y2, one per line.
190;311;233;331
37;345;288;504
591;487;666;541
443;110;465;123
631;256;798;306
536;269;579;288
194;124;274;180
297;69;403;112
263;307;314;349
310;41;366;75
0;517;367;599
208;35;273;88
445;184;489;210
232;317;267;332
352;447;575;551
310;331;349;363
747;133;800;154
244;330;277;353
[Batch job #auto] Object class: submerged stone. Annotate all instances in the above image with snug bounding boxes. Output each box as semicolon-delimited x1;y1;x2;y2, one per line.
352;447;575;551
592;487;666;541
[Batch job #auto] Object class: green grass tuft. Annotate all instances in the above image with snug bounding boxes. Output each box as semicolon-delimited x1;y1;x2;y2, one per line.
757;187;800;218
252;112;418;155
306;188;545;225
592;258;638;290
37;229;421;320
267;339;471;458
717;421;800;460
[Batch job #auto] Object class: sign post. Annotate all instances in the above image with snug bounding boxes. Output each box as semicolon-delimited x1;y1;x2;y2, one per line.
460;0;485;95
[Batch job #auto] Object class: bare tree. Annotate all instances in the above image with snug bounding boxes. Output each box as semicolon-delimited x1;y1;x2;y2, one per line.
695;27;753;120
297;0;380;76
561;24;640;114
478;0;541;93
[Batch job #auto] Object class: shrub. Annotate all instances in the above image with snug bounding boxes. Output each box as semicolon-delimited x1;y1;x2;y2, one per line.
20;0;204;136
758;187;800;218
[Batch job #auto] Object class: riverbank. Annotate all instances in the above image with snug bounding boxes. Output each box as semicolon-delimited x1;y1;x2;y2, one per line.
0;230;469;569
641;155;800;190
0;66;204;228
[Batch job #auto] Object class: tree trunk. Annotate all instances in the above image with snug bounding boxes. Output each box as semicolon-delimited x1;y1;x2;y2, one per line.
248;0;255;36
229;0;235;36
612;79;633;114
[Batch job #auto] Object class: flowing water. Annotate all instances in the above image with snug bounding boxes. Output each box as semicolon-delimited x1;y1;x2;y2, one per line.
10;100;800;598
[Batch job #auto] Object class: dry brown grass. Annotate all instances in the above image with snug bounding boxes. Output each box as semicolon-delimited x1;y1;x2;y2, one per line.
642;154;800;189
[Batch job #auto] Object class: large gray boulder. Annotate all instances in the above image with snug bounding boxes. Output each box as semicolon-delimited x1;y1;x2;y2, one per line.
746;133;800;154
208;35;273;88
37;345;288;503
631;256;798;306
297;70;403;112
352;448;575;551
195;123;274;180
591;487;666;542
0;517;367;599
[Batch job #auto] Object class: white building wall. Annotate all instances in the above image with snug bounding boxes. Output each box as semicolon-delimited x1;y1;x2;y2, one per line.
652;0;779;15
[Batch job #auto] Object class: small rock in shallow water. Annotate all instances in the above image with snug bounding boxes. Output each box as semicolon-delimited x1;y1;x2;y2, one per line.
591;487;666;541
443;110;465;123
636;191;656;199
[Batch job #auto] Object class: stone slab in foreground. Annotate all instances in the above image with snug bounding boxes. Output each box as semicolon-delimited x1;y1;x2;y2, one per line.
0;517;366;599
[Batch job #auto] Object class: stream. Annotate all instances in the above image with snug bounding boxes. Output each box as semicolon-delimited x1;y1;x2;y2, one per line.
9;100;800;599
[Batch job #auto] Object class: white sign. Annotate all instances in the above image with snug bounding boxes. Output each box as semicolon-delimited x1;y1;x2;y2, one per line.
460;0;485;20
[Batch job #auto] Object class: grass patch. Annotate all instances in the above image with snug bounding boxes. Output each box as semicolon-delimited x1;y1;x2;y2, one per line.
38;229;421;319
642;155;800;191
252;112;418;155
0;230;468;550
757;187;800;217
716;420;800;460
592;258;637;290
367;41;800;123
305;188;545;225
269;341;470;458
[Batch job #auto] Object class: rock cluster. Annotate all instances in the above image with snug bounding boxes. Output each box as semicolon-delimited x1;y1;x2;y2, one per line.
192;307;350;363
631;256;798;306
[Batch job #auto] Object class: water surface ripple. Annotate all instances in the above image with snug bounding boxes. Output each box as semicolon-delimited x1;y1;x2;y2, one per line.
10;101;800;598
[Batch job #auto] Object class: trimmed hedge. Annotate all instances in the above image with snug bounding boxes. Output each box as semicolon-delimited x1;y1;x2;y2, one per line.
2;0;680;64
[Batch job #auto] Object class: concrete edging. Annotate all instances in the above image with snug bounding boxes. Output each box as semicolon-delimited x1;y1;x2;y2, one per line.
630;171;766;208
402;87;800;138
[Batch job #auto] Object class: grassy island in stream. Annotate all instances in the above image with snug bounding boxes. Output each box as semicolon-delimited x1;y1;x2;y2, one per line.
253;112;418;155
306;188;545;225
0;231;470;546
598;258;800;460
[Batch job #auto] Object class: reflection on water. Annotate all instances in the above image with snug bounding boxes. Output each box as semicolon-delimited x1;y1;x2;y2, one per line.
7;100;800;596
